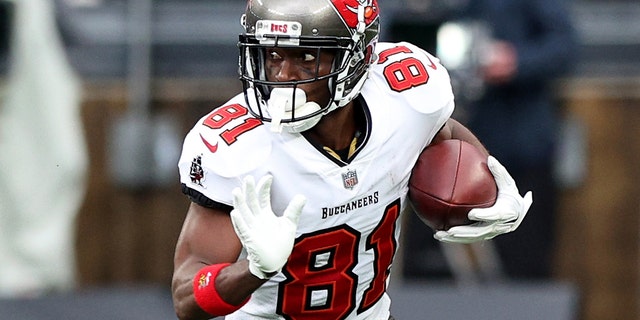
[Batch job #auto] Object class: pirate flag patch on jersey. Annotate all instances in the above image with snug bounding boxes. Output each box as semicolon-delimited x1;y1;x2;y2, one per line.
190;154;206;187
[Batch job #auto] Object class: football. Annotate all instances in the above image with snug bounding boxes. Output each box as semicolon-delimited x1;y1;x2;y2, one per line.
408;139;497;231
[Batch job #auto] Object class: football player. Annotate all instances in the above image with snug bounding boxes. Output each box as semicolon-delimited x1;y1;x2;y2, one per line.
171;0;532;319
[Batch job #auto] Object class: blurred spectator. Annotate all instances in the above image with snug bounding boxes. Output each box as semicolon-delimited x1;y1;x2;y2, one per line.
458;0;578;279
401;0;578;281
0;0;87;296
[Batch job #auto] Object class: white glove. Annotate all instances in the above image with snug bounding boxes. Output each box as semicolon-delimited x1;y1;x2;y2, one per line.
230;175;306;279
434;156;533;244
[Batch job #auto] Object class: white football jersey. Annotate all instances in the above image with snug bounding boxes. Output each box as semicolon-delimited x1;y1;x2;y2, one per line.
178;42;454;320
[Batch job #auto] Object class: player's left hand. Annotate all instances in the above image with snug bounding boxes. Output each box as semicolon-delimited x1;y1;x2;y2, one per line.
434;156;533;244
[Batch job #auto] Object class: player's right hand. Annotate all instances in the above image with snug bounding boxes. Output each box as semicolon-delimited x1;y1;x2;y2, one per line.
230;175;306;279
434;156;532;243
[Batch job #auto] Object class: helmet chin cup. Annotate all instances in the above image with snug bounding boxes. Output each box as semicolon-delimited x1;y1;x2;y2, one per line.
267;88;322;133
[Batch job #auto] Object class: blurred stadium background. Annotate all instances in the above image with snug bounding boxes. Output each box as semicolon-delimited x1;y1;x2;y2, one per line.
1;0;639;319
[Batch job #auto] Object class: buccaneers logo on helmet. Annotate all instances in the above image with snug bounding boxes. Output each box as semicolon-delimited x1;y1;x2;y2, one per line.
331;0;379;29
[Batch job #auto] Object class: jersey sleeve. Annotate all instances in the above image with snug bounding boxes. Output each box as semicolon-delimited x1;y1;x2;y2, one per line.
177;94;272;206
367;41;455;139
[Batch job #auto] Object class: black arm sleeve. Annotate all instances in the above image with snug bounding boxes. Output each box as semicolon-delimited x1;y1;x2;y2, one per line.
181;183;233;212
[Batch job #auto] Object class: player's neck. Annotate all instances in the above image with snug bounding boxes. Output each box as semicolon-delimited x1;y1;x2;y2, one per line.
304;101;357;151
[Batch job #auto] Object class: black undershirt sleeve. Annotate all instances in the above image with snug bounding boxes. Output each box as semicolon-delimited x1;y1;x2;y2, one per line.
181;183;233;212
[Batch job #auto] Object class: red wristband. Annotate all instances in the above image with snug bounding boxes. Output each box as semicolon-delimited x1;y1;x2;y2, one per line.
193;263;249;316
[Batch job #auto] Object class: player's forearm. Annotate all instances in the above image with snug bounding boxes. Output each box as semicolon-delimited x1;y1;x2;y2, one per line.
172;270;211;320
433;119;489;157
172;260;266;319
216;259;267;304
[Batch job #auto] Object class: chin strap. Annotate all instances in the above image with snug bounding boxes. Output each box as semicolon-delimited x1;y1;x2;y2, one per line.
268;100;286;133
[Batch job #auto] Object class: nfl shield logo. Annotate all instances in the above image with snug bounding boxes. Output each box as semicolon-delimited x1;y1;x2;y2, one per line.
342;169;358;190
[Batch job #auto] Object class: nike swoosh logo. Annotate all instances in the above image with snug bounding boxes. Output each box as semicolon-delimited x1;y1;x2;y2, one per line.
426;56;437;70
200;134;218;153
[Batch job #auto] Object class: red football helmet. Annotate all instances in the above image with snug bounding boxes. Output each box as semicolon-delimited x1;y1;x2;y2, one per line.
238;0;380;132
